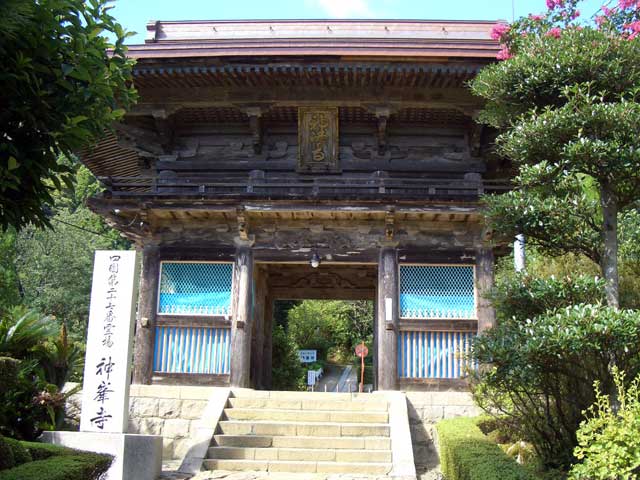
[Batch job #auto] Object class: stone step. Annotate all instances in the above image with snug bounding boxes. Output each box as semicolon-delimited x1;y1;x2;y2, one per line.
227;397;388;412
224;407;389;423
213;434;391;450
217;420;390;437
231;390;384;402
202;459;392;475
207;446;392;463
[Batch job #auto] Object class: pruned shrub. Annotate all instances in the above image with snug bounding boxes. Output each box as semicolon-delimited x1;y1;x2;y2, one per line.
0;441;112;480
569;368;640;479
3;438;31;466
437;417;535;480
487;274;605;322
472;304;640;469
0;435;15;471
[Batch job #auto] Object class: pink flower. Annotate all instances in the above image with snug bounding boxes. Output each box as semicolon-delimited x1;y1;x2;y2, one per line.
546;0;565;9
546;27;562;38
491;22;510;40
618;0;639;9
595;15;606;26
529;14;545;21
571;9;581;19
625;20;640;38
602;6;613;16
626;20;640;32
496;46;513;60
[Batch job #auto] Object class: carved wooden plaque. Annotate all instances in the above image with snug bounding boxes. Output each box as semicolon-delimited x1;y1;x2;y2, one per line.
298;107;339;173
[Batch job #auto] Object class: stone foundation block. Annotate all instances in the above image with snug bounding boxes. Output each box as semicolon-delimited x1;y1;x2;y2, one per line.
163;418;191;439
41;431;162;480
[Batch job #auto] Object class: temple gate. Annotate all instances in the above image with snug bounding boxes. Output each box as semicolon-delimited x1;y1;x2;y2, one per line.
80;20;506;391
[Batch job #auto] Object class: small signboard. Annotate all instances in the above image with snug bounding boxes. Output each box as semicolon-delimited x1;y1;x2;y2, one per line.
355;344;369;358
298;107;340;173
307;370;317;386
298;349;317;363
80;251;139;433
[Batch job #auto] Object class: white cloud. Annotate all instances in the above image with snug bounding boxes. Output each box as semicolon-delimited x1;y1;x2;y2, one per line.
307;0;376;18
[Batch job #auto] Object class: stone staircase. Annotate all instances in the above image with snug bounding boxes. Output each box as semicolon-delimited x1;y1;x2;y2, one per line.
203;391;393;476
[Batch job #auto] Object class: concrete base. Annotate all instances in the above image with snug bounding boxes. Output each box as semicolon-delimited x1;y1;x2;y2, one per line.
41;431;162;480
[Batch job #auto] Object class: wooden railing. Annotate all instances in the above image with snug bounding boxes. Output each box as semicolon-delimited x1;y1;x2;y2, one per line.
99;175;511;200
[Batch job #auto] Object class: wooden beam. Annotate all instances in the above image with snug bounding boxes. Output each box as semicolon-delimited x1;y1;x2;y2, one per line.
262;295;274;390
251;267;267;389
269;287;375;300
132;245;160;384
129;86;482;114
475;248;496;332
230;246;254;387
377;247;399;390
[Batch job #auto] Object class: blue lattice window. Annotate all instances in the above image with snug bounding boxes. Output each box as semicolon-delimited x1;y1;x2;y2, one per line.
158;262;233;316
400;265;476;319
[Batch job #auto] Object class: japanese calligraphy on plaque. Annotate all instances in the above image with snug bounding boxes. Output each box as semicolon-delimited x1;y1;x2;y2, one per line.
80;251;138;434
298;107;339;173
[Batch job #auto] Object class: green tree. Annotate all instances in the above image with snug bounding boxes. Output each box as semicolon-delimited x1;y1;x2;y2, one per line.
271;325;305;391
472;0;640;307
0;0;136;230
13;165;128;340
287;300;373;361
0;230;20;315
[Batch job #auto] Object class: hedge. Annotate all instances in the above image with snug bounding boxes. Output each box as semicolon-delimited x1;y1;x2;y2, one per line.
0;436;14;471
436;417;535;480
3;438;31;466
0;440;112;480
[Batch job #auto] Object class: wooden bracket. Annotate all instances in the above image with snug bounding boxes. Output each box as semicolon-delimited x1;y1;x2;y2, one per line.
376;115;389;155
385;321;395;331
239;106;267;154
366;105;394;155
152;109;176;154
236;206;249;241
469;123;484;157
385;208;396;242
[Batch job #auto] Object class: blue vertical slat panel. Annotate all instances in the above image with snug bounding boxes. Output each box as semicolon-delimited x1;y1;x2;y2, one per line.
398;331;477;379
153;326;231;374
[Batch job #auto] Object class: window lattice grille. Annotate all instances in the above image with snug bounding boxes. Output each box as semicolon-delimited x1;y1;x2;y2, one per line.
400;265;475;319
158;262;232;315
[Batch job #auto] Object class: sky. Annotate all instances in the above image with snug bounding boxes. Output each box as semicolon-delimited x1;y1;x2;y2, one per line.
110;0;607;45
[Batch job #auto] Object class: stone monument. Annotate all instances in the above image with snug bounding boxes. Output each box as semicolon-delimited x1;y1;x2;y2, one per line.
42;250;163;480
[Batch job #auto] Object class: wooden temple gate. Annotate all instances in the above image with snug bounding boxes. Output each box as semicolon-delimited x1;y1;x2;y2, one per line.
80;20;505;391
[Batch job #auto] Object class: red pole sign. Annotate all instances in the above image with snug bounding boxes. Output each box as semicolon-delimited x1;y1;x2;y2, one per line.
355;342;368;392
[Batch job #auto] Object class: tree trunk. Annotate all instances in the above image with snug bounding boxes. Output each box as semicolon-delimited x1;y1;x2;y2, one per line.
600;182;619;308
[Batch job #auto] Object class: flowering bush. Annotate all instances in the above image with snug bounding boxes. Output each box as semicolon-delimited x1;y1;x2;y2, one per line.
569;368;640;479
490;0;640;61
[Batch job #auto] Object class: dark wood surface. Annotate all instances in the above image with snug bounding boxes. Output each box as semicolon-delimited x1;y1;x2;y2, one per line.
377;247;399;391
132;245;160;384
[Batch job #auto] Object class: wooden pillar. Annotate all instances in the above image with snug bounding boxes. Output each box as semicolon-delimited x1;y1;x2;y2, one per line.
132;244;160;384
476;248;496;332
230;246;254;388
251;267;266;389
376;247;399;390
262;296;274;389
